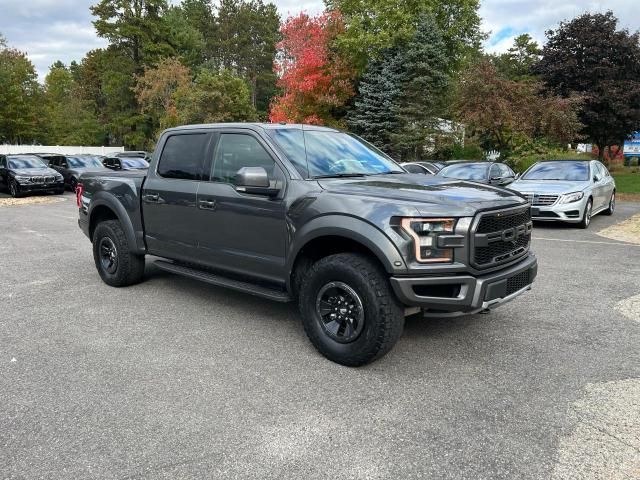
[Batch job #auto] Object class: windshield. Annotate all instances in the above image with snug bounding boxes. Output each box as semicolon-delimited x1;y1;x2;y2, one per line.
67;156;104;169
268;128;403;177
7;156;47;169
438;163;489;181
523;161;589;181
122;159;149;168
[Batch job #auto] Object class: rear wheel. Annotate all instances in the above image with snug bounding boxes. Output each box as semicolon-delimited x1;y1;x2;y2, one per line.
578;199;592;229
298;253;404;366
603;191;615;215
92;220;145;287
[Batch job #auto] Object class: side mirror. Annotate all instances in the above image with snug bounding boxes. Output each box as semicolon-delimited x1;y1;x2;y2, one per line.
61;162;68;168
515;173;521;180
593;175;601;182
235;167;280;197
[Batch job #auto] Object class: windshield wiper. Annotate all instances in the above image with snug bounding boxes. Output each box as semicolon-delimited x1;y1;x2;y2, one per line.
312;173;368;179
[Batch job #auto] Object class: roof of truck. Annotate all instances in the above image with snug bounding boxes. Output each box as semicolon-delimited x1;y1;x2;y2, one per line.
163;123;341;134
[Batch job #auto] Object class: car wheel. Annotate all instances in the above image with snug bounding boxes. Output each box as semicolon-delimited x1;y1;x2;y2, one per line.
579;198;592;229
92;220;145;287
69;177;78;193
9;179;21;198
298;253;404;366
603;191;615;215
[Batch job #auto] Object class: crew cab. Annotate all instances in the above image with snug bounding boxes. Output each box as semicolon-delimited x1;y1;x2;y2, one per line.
77;123;537;366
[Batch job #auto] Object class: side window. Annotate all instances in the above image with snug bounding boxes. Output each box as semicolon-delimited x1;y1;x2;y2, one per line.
490;163;500;178
158;133;208;180
598;162;610;177
499;164;512;177
403;164;427;174
0;156;5;168
211;134;275;184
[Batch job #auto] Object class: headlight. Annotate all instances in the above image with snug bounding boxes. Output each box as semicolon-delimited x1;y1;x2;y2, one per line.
55;174;63;181
559;191;584;204
14;175;31;184
400;218;456;263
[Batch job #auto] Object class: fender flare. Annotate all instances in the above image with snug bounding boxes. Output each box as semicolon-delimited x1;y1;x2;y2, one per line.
286;215;407;290
88;192;144;254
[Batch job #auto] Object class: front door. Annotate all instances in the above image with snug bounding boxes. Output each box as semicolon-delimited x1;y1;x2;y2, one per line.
142;131;212;262
196;131;288;285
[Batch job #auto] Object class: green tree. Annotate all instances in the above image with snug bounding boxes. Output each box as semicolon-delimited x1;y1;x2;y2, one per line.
325;0;483;70
174;69;257;124
492;34;541;81
0;42;43;143
164;6;206;68
535;11;640;162
43;62;105;145
348;15;449;159
91;0;175;70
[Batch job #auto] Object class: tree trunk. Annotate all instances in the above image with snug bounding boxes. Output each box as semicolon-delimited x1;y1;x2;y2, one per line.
597;143;605;162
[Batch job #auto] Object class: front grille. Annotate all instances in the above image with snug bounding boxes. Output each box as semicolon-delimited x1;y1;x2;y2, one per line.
472;207;532;269
506;270;531;296
523;193;559;206
30;176;55;184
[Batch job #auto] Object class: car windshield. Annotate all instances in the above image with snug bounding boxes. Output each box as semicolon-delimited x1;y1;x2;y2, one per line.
7;156;47;169
67;156;104;168
523;161;589;181
268;128;403;178
122;159;149;168
438;163;489;181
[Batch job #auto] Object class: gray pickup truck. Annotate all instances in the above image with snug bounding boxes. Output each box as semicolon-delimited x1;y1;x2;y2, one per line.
77;123;537;366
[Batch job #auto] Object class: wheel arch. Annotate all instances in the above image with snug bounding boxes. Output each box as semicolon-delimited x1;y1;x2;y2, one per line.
88;195;141;253
287;215;406;294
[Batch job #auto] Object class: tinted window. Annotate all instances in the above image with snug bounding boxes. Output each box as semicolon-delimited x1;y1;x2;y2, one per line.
0;157;5;168
522;161;589;181
267;128;307;176
403;164;428;174
438;163;490;181
122;159;149;169
67;156;104;169
211;134;274;184
158;133;208;180
7;156;47;169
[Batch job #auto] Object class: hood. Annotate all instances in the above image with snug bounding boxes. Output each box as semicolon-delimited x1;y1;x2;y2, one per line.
510;179;590;194
317;174;526;215
12;167;60;176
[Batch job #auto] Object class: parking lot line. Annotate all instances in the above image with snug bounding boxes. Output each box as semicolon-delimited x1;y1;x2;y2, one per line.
532;236;640;247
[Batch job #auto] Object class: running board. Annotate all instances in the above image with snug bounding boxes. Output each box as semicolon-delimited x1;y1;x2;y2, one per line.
154;260;292;303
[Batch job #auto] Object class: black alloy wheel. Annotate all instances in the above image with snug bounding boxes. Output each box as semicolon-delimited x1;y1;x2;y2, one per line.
9;180;19;198
315;281;365;343
98;237;119;274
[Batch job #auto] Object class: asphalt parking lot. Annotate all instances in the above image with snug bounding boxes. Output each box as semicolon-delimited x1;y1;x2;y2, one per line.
1;193;639;479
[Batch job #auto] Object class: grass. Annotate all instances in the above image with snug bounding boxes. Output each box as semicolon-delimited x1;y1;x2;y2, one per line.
610;167;640;201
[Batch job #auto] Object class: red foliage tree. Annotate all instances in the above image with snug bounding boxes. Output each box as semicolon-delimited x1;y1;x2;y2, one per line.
269;11;355;125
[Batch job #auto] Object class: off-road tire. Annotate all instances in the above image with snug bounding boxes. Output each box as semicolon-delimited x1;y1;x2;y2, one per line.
578;199;592;229
299;253;404;366
92;220;145;287
603;191;615;215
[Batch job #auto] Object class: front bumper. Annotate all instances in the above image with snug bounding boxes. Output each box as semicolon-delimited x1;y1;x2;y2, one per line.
16;181;65;193
390;252;537;317
530;197;587;223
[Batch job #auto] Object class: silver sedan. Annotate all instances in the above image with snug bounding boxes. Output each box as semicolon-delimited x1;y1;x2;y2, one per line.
509;160;616;228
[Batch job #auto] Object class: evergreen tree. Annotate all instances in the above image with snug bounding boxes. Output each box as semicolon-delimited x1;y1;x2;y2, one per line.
392;15;449;160
347;49;404;154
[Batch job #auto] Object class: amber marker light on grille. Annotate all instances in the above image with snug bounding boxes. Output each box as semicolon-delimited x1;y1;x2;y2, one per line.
400;218;456;263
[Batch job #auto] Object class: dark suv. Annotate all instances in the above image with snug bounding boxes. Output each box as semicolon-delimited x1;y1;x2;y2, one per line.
41;154;107;191
0;154;65;197
77;123;537;366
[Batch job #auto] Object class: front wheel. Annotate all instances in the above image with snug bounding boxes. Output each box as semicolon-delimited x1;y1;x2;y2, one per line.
603;191;615;215
298;253;404;366
9;180;21;198
92;220;145;287
578;199;592;229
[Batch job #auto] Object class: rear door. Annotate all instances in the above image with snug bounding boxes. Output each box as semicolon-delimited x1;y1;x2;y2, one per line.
195;129;288;284
596;161;615;207
591;162;608;209
142;131;213;262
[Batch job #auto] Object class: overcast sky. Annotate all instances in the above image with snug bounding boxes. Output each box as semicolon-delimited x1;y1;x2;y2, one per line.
1;0;638;80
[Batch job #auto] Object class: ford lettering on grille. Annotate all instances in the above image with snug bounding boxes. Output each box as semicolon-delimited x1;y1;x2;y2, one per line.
472;207;532;268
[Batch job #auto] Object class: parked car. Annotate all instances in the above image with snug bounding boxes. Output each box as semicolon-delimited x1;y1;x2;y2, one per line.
103;156;150;171
402;161;444;175
437;161;517;186
509;160;615;228
0;154;65;197
40;154;107;192
77;123;537;366
114;151;151;161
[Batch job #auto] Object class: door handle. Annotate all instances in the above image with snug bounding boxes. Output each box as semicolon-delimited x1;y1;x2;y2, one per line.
199;199;216;210
144;193;159;202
